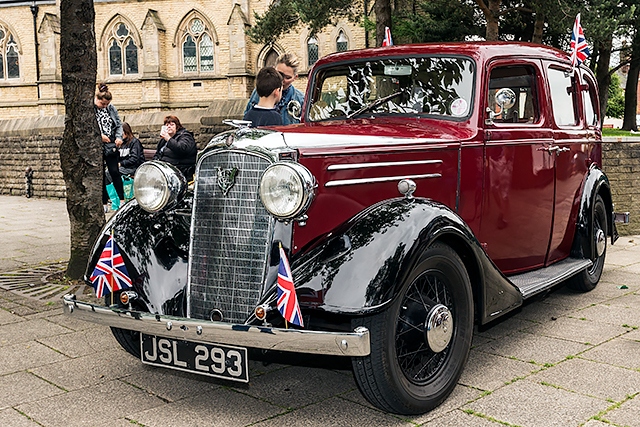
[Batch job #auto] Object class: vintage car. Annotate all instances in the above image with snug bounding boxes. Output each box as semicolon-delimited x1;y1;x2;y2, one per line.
63;42;627;415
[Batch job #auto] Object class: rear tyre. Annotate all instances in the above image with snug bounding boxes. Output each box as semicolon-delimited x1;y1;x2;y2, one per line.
568;195;607;292
351;243;473;415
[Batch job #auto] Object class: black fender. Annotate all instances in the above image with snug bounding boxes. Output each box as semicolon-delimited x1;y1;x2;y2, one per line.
291;198;522;324
84;197;193;316
571;164;617;260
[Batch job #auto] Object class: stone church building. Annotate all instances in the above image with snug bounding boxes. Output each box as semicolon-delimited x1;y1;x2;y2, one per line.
0;0;366;120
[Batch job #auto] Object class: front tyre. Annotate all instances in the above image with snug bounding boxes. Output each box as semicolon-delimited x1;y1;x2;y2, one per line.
568;194;607;292
351;243;473;415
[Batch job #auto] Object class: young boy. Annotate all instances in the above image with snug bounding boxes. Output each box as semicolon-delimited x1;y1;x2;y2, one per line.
243;67;284;127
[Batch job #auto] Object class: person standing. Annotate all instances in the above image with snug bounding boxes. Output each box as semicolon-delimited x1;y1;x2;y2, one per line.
243;67;283;127
118;122;145;177
153;115;197;181
244;53;305;125
94;83;125;211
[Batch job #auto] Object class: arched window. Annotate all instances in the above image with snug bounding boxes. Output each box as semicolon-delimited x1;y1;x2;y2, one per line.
181;16;215;73
336;30;348;52
0;25;20;80
307;36;319;67
106;22;139;76
263;48;279;68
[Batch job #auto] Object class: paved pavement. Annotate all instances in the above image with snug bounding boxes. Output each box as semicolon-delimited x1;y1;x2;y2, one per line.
0;194;639;427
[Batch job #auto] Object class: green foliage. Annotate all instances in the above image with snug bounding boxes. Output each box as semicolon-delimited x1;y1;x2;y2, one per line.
246;0;359;45
607;71;625;118
393;0;480;43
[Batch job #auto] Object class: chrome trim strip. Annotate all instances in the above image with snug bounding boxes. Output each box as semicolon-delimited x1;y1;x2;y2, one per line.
325;173;441;187
62;295;370;357
327;159;442;171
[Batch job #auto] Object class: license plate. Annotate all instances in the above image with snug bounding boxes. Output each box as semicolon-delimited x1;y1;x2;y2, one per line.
140;334;249;383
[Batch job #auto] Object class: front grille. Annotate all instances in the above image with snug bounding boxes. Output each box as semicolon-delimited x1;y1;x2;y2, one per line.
188;150;274;323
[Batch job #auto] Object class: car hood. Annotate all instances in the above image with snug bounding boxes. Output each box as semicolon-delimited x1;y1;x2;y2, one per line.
204;117;475;154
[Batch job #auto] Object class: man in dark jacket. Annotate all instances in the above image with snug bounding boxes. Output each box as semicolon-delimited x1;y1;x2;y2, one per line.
153;115;197;180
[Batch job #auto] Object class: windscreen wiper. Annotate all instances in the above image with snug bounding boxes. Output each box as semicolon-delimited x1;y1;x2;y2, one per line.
346;91;404;119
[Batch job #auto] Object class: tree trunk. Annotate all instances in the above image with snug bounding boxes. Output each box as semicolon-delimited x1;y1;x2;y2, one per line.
59;0;104;279
531;11;544;44
622;27;640;131
475;0;501;41
375;0;392;46
595;37;613;126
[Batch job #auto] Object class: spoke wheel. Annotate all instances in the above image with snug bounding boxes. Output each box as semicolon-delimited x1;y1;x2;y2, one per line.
568;195;607;292
352;243;473;414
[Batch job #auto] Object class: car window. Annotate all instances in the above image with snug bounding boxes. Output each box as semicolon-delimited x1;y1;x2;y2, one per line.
487;65;539;124
308;56;475;121
581;74;599;127
548;66;578;127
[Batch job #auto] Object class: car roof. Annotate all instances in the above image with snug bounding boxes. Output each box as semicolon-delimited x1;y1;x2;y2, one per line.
312;41;571;68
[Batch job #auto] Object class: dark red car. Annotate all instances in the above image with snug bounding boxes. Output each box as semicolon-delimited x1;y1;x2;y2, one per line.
63;42;625;415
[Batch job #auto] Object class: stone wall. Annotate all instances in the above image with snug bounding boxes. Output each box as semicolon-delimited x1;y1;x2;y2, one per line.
602;138;640;235
0;99;246;198
1;117;639;235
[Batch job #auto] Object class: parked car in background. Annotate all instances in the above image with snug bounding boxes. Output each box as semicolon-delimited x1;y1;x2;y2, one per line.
64;42;627;415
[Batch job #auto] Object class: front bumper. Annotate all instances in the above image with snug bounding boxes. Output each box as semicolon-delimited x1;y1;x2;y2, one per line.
62;294;371;357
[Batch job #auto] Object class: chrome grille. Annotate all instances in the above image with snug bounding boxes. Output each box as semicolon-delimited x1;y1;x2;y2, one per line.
188;150;274;323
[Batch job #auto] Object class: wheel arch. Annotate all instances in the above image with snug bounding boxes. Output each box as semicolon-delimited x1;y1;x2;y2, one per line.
572;164;617;260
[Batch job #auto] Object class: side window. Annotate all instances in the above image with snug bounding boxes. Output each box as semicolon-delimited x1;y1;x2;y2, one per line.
488;65;539;124
582;75;599;127
547;67;578;126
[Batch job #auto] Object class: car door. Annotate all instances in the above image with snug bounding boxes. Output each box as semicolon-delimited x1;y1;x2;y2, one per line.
544;63;593;264
479;59;555;274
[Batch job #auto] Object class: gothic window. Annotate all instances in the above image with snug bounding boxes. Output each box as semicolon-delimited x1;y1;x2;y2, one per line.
0;25;20;80
308;36;319;67
336;30;348;52
181;16;215;73
263;48;279;68
106;22;139;76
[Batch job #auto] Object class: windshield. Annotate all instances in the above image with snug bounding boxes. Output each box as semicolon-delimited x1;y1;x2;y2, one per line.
307;56;475;122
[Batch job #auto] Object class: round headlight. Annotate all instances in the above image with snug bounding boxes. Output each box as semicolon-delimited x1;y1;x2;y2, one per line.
259;162;315;219
134;161;186;213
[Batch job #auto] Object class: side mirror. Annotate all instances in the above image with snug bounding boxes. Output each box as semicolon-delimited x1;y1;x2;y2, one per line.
287;100;302;121
486;87;516;124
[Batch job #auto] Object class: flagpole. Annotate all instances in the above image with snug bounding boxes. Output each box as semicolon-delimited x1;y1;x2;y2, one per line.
110;228;114;306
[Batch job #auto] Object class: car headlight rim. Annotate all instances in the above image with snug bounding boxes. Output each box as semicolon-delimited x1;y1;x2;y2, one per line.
259;162;315;220
134;161;186;213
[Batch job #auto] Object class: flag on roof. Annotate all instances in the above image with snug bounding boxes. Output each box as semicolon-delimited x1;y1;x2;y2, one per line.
570;13;590;67
382;26;393;47
276;246;303;327
90;233;132;298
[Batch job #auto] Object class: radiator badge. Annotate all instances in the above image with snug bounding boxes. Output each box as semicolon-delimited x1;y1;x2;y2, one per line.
216;167;238;195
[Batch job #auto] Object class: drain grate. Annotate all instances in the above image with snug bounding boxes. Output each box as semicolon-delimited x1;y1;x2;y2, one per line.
0;263;91;302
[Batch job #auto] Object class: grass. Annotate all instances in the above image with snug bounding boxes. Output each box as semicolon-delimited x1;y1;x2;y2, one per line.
602;128;640;137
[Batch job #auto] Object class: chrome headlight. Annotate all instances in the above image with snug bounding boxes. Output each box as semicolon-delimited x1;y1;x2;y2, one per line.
134;161;186;213
259;162;315;220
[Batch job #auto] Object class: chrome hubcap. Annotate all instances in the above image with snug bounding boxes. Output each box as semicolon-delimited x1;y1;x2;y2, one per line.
425;304;453;353
595;228;606;257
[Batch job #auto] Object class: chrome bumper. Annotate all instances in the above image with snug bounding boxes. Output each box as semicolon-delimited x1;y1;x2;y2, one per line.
62;294;370;357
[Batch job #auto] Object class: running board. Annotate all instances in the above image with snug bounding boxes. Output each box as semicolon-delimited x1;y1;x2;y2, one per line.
508;258;593;299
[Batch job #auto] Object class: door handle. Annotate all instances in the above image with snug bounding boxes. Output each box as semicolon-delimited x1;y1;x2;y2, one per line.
537;145;570;156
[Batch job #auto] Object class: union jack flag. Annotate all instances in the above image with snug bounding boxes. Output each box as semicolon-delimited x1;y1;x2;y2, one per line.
277;246;303;327
90;233;132;298
570;13;590;67
382;26;393;47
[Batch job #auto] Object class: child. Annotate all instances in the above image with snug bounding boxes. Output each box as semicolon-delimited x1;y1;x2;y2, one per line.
243;67;284;127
